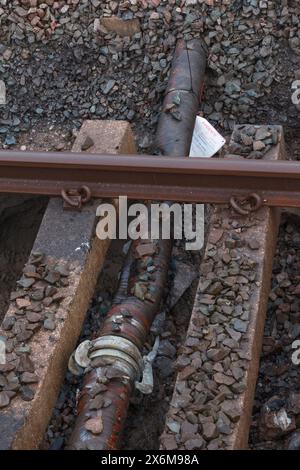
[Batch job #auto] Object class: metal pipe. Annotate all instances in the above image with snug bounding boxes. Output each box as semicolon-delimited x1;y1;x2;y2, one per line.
67;238;172;450
156;38;206;156
67;39;207;450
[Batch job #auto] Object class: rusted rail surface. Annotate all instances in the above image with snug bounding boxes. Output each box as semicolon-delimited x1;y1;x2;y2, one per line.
0;151;300;207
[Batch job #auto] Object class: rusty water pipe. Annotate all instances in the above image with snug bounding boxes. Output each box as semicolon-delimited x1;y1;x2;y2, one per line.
67;39;207;450
67;237;172;450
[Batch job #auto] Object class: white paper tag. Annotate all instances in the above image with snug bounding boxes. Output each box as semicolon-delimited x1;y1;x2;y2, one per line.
188;117;225;245
189;116;225;158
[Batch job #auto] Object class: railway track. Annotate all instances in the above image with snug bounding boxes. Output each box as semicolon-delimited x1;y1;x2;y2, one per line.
0;39;300;452
0;121;299;451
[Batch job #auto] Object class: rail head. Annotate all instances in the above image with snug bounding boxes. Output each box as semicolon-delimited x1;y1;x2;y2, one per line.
0;150;299;176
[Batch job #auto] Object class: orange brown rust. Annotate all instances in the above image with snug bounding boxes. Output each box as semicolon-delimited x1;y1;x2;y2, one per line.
67;237;172;450
69;369;132;450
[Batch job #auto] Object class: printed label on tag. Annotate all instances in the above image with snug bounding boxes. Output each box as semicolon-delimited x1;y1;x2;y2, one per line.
189;116;225;158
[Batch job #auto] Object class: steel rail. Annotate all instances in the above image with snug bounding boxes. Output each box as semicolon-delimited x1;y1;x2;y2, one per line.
67;38;205;451
0;150;299;207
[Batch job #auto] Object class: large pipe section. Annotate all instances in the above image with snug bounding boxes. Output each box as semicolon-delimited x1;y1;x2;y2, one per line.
67;237;172;449
156;39;206;156
67;39;206;450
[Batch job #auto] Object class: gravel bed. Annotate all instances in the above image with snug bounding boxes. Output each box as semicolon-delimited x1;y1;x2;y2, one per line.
0;252;72;409
249;215;300;450
1;1;300;151
158;125;280;450
0;0;300;451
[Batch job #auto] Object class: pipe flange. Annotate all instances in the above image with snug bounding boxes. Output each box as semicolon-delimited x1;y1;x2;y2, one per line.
91;335;143;369
89;348;140;378
68;334;143;379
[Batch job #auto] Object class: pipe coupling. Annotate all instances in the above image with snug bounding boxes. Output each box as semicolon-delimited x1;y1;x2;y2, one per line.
68;335;143;381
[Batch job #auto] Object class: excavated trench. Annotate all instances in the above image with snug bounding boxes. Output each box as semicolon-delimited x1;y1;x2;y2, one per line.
0;194;298;450
41;226;207;450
